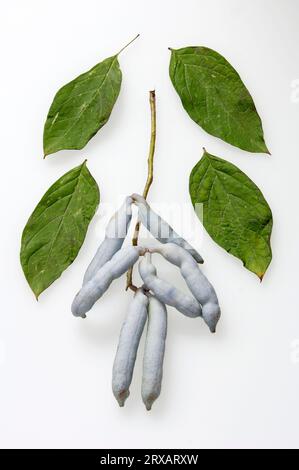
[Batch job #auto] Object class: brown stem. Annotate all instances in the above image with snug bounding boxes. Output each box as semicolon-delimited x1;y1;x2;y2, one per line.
126;90;156;291
117;34;140;56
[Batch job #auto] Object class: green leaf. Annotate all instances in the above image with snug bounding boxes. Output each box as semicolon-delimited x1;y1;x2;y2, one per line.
169;46;269;154
20;161;100;298
43;35;139;157
189;150;272;279
43;55;121;157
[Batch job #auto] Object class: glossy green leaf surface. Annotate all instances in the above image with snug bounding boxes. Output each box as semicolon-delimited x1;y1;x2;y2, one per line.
189;150;272;279
169;46;269;154
43;55;121;156
20;161;100;297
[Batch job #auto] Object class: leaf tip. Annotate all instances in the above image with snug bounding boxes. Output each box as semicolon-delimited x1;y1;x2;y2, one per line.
258;273;265;282
259;142;271;155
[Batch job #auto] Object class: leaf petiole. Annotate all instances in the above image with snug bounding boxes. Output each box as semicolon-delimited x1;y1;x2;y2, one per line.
117;34;140;56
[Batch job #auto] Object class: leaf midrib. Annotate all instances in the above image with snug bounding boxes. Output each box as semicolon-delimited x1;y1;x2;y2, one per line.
38;164;86;283
208;172;267;266
173;50;265;151
22;173;82;248
205;160;270;245
47;57;118;149
182;62;252;137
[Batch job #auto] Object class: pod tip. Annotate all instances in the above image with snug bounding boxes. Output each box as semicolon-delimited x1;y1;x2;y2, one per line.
115;389;130;407
143;394;158;411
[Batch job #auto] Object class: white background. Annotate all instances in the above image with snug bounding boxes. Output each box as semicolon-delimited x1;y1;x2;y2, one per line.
0;0;298;449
